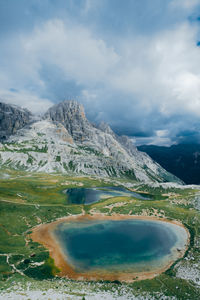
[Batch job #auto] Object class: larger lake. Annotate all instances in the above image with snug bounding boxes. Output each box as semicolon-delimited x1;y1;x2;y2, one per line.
53;218;188;277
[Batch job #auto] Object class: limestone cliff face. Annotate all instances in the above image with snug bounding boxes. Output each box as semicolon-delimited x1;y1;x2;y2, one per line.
0;102;32;141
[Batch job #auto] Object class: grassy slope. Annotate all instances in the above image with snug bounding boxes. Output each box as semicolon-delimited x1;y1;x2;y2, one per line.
0;169;200;299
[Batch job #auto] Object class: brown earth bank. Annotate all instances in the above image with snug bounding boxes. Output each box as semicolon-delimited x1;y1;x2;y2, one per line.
30;214;190;282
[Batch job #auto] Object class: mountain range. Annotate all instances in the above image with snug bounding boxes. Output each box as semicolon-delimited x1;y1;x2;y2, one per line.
0;100;182;183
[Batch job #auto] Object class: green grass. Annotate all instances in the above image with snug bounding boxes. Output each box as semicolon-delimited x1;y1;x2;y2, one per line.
0;169;200;299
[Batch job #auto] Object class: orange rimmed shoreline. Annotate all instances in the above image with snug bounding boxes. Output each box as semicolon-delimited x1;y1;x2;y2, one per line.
30;213;190;282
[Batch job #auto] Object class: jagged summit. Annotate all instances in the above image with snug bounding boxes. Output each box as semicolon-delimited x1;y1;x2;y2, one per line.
44;100;91;142
0;100;182;183
45;100;86;120
98;122;116;137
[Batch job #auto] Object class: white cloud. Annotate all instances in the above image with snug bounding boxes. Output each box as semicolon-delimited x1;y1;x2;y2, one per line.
110;23;200;117
131;135;173;147
156;130;169;138
0;19;119;114
21;19;119;84
170;0;200;10
2;19;200;119
1;15;200;140
24;19;200;120
0;89;53;114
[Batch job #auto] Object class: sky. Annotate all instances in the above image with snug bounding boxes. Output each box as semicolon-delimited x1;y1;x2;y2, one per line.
1;0;200;146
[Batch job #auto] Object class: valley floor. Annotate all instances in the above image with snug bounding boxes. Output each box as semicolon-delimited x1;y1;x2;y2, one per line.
0;169;200;299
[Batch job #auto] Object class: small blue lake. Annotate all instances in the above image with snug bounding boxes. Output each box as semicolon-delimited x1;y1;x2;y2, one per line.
53;219;188;274
65;186;152;205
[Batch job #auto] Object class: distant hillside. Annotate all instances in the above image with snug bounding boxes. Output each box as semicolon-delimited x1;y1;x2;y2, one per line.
138;144;200;184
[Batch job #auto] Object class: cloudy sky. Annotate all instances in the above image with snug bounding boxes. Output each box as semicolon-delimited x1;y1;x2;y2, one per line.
1;0;200;146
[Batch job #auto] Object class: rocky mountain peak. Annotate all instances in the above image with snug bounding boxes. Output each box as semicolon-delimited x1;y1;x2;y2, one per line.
98;122;116;137
44;100;93;142
0;102;32;141
45;100;86;120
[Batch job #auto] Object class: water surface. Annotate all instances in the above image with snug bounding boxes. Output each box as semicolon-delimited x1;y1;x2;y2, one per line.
53;219;188;274
65;186;152;205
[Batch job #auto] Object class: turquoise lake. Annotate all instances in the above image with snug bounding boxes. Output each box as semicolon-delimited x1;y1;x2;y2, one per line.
53;219;188;274
65;186;152;205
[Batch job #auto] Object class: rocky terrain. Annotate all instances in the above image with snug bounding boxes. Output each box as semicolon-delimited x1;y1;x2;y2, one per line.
0;100;182;183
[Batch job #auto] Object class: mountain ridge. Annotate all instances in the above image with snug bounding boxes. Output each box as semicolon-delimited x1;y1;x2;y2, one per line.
0;100;182;183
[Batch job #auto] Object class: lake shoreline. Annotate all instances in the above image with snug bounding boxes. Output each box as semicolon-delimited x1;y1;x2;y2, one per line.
30;213;190;282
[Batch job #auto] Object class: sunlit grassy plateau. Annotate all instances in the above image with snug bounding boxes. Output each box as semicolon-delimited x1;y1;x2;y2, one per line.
0;169;200;299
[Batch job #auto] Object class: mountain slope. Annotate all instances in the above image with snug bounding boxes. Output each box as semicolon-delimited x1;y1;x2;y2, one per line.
0;100;182;183
139;144;200;184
